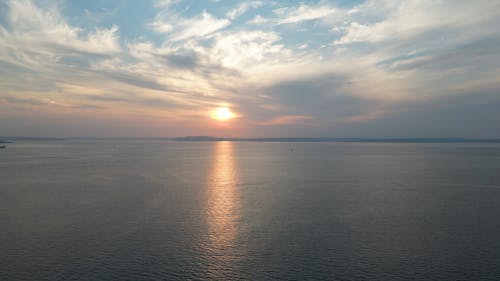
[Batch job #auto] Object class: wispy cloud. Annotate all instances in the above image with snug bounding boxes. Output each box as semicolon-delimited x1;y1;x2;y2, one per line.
258;115;313;126
170;11;230;41
274;4;336;25
226;1;264;20
149;4;230;41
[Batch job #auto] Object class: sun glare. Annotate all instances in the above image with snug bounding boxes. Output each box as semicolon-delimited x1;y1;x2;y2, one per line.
212;107;234;121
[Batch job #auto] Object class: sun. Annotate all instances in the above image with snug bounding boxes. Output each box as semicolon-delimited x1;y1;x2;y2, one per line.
212;107;234;121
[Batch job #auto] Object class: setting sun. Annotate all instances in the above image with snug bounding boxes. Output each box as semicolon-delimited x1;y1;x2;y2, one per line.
212;107;234;121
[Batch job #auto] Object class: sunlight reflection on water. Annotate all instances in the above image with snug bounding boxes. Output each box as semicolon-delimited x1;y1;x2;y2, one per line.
203;141;241;277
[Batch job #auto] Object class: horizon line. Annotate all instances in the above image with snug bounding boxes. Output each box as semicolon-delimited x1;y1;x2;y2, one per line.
2;136;500;143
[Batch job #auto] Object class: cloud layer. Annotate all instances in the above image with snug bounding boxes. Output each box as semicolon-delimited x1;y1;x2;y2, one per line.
1;0;500;137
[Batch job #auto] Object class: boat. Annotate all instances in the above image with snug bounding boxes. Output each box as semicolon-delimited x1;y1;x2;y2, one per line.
0;145;5;149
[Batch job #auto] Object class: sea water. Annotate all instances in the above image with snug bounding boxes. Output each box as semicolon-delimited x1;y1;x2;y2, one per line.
1;140;500;280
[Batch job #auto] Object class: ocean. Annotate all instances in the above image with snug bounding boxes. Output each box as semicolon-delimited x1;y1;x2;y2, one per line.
1;140;500;280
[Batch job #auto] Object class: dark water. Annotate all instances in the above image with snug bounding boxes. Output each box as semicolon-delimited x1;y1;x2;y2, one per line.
1;141;500;280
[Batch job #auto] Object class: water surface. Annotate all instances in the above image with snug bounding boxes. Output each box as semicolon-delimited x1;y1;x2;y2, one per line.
1;141;500;280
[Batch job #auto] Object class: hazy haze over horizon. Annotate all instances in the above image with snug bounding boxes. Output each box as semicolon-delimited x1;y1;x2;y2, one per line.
1;0;500;138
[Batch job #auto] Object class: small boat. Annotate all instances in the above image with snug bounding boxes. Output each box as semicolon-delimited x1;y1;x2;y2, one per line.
0;145;5;149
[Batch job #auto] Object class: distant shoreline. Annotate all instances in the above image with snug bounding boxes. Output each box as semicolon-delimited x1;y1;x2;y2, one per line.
172;136;500;143
1;136;500;143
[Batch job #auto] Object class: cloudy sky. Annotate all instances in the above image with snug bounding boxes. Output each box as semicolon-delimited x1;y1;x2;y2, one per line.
1;0;500;138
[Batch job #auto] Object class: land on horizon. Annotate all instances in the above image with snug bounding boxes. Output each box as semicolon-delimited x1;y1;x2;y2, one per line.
2;136;500;143
172;136;500;143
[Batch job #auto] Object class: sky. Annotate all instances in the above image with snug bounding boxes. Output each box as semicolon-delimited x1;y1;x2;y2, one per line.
1;0;500;138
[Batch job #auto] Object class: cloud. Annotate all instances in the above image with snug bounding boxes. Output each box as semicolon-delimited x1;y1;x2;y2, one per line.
247;3;336;26
275;4;336;25
337;110;386;124
2;0;120;56
258;115;313;126
207;30;287;69
155;0;179;9
171;11;230;41
3;95;47;106
149;21;173;33
333;22;378;45
248;14;268;25
331;1;500;46
226;1;264;20
331;90;500;138
257;74;386;125
83;7;117;23
150;10;230;41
